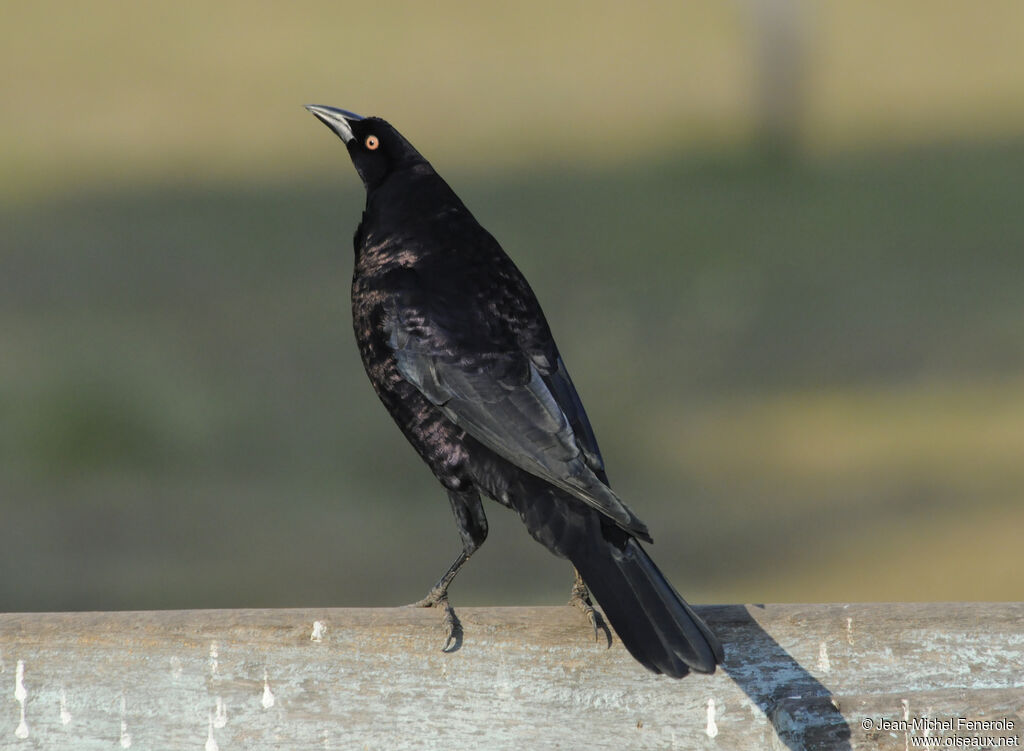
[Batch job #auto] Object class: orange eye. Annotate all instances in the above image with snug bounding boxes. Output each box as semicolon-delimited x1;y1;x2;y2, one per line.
365;135;379;150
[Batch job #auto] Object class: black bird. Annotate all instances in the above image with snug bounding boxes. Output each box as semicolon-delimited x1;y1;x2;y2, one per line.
305;105;724;677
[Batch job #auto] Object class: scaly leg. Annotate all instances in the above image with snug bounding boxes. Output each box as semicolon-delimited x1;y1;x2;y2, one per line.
407;488;487;652
569;566;611;647
408;548;472;652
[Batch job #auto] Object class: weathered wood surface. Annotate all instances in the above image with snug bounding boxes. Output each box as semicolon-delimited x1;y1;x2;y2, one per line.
1;603;1021;750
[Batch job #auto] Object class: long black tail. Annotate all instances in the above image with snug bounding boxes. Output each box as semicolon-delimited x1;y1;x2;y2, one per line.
492;461;724;677
572;528;724;677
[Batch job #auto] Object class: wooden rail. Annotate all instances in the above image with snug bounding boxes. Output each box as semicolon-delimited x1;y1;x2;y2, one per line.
1;603;1021;749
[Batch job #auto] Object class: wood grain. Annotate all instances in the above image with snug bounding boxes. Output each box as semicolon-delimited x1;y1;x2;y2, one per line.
1;603;1021;749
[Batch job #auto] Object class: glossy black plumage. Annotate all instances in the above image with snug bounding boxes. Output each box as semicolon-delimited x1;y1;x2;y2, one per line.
306;105;723;677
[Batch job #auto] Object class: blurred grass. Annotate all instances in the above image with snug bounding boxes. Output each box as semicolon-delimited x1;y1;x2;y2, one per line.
4;1;1024;198
3;1;1024;611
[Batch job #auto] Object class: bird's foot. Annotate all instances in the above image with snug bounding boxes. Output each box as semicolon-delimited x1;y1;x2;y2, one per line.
569;571;612;648
407;587;463;653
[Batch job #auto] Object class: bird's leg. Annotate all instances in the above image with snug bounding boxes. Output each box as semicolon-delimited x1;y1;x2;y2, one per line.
406;488;487;653
568;567;598;635
407;548;472;652
569;566;612;647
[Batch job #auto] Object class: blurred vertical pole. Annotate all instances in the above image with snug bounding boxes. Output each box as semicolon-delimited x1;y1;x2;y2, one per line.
748;0;809;160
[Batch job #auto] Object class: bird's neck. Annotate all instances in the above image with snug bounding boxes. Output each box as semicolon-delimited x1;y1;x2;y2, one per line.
362;168;470;240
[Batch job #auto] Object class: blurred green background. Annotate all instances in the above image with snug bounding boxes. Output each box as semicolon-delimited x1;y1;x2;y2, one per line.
3;1;1023;612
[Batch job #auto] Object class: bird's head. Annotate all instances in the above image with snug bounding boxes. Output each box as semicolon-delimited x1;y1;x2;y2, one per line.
305;105;425;191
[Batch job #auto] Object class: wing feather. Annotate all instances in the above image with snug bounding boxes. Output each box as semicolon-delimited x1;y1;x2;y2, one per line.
388;305;650;540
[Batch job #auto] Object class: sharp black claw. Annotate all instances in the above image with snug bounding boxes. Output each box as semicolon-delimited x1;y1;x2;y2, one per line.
407;588;464;652
440;599;464;653
570;571;613;649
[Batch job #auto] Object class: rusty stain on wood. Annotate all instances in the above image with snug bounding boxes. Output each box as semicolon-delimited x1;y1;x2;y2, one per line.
0;603;1021;749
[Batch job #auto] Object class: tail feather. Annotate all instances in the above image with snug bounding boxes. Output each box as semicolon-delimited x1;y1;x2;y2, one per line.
575;533;723;677
488;461;723;678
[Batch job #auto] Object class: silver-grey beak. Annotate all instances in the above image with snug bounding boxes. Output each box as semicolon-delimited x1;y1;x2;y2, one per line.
305;104;364;143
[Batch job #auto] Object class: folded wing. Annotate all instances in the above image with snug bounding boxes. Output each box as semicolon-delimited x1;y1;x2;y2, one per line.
387;300;651;541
